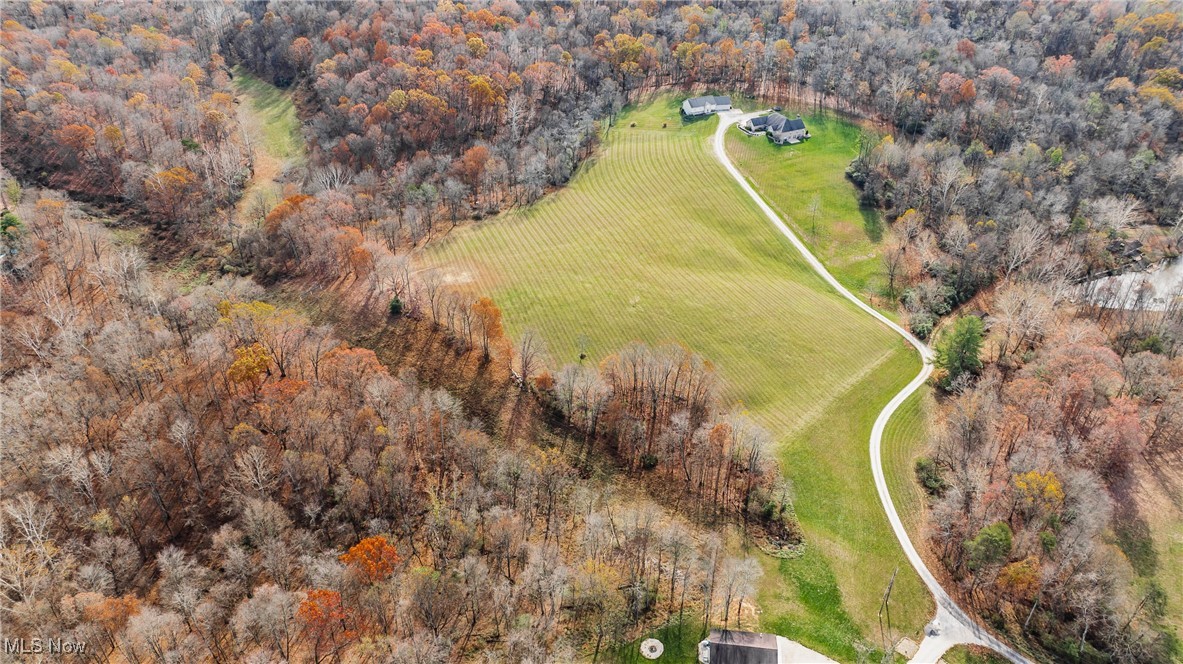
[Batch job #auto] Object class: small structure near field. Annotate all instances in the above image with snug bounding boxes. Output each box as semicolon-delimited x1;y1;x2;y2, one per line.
683;95;732;116
698;630;778;664
698;629;838;664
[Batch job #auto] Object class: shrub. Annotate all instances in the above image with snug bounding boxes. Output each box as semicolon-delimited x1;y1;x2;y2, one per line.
761;501;777;520
910;311;935;339
3;179;20;205
639;453;659;470
1138;334;1165;354
914;457;947;496
388;296;403;317
1039;530;1057;554
1;210;23;240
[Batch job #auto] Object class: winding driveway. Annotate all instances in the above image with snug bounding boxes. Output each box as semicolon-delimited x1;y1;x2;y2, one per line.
713;110;1031;664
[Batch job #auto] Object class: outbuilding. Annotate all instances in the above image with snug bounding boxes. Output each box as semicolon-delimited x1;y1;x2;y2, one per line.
697;629;839;664
683;95;733;116
698;630;779;664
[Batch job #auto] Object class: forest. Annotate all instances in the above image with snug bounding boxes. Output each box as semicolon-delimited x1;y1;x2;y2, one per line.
2;1;1181;663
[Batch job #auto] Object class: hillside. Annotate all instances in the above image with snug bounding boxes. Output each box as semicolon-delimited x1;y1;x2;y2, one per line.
423;96;933;658
4;2;1181;662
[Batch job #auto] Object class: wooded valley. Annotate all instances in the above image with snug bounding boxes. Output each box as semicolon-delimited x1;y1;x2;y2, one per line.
2;1;1181;663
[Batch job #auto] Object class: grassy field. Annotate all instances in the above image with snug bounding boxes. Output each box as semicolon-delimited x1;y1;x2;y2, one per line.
724;110;885;302
423;96;933;660
1129;463;1183;641
882;387;934;539
232;67;304;160
231;67;304;223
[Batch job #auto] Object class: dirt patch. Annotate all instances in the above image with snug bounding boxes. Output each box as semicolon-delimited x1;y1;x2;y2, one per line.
233;98;286;225
439;268;474;285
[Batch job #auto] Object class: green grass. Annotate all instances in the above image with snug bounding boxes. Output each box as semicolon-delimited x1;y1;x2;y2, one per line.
231;66;304;161
231;67;304;225
1125;483;1183;642
758;348;932;662
944;644;1010;664
424;95;933;659
609;619;705;664
882;387;933;539
1151;516;1183;636
725;111;885;302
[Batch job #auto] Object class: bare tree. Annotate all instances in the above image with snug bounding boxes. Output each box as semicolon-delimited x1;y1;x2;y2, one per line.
1088;196;1142;232
807;193;822;242
310;163;353;192
1004;216;1050;277
517;329;546;390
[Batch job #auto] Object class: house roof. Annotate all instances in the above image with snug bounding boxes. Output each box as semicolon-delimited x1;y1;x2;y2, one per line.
708;630;778;664
709;629;777;649
686;95;731;107
749;115;771;128
767;112;806;133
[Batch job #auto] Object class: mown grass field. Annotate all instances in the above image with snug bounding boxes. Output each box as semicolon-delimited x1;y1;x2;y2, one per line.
231;67;304;223
232;67;304;160
725;111;885;302
423;96;933;660
882;387;934;539
1129;465;1183;640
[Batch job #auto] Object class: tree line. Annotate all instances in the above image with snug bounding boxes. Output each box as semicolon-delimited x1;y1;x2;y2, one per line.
1;189;776;663
921;279;1182;661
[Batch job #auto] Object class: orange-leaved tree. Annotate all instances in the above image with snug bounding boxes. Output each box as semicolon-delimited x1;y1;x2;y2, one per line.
143;166;200;226
339;535;400;584
471;297;503;358
298;589;354;664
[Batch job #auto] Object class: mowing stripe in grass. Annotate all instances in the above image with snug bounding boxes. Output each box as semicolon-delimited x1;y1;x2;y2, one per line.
423;96;928;658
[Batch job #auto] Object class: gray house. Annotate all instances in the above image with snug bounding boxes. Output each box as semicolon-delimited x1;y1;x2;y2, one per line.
765;112;809;144
682;95;732;116
697;628;838;664
698;630;779;664
741;114;773;133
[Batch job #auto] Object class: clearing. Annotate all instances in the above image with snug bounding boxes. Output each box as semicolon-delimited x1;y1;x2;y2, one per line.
724;111;885;302
422;96;932;660
231;67;304;223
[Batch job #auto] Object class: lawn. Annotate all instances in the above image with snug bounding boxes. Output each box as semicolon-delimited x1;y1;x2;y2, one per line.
423;95;933;660
724;110;886;302
610;619;705;664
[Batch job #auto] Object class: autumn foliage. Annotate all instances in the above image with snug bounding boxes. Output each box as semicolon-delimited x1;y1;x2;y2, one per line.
339;536;401;584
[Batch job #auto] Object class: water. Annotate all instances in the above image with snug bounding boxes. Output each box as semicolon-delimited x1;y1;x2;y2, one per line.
1081;257;1183;311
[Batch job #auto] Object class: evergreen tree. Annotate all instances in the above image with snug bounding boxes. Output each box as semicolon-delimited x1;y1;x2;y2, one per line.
934;315;984;390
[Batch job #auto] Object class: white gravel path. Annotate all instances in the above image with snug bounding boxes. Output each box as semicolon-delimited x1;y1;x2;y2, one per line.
712;110;1031;664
